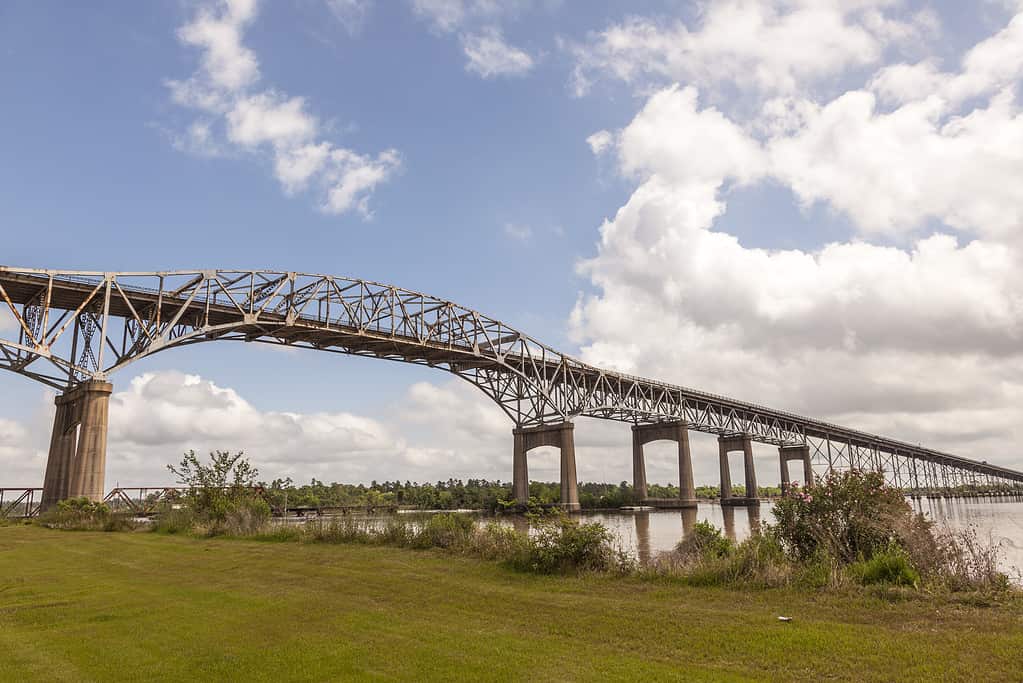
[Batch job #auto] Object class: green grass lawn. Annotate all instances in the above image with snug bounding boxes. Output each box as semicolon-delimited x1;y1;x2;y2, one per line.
1;524;1022;682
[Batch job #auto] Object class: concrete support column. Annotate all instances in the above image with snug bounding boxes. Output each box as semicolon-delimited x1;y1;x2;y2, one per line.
41;381;113;509
512;431;529;504
559;426;579;511
632;421;697;508
677;425;696;505
802;451;814;488
632;429;648;500
743;440;758;500
42;401;76;509
779;445;813;495
719;434;758;506
512;422;579;511
718;442;733;501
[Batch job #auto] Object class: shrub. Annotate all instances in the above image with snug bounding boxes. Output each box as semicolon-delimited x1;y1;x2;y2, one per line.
41;497;112;531
307;517;372;544
507;515;631;574
473;522;530;562
669;531;792;588
167;450;262;522
929;526;1011;593
792;551;844;590
160;451;271;536
849;545;920;587
772;470;930;564
58;496;109;515
413;513;476;550
151;506;196;534
251;524;304;543
771;470;1016;593
377;518;416;546
101;514;144;532
674;521;734;562
723;533;790;585
38;497;143;532
219;497;272;536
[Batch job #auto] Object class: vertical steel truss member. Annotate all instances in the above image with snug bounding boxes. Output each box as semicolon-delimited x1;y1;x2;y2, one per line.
718;435;759;506
512;422;578;510
0;266;1022;497
631;420;697;507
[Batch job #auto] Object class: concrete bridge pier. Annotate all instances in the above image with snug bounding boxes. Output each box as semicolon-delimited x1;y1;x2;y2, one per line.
41;381;113;509
718;434;759;506
632;420;697;507
512;422;579;510
779;445;814;494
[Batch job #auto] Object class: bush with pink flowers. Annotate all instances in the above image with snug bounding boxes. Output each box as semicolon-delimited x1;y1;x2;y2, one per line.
772;470;931;564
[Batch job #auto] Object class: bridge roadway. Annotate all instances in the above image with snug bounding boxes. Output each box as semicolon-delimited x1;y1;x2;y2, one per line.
1;267;1021;510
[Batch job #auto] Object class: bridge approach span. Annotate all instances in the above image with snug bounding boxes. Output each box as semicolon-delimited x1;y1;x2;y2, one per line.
1;266;1021;509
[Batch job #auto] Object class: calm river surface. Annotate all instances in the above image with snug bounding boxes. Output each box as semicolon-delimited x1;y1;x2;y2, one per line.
562;497;1023;576
303;495;1023;577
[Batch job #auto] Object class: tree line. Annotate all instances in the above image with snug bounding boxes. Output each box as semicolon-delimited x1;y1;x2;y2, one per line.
260;477;784;511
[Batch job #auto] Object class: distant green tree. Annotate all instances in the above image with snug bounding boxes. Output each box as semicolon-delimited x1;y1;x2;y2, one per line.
167;450;262;521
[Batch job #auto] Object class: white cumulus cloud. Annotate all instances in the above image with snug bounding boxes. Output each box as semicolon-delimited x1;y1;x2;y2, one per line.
568;0;937;97
411;0;535;79
586;130;613;155
462;27;535;78
165;0;400;217
0;369;741;490
571;7;1023;472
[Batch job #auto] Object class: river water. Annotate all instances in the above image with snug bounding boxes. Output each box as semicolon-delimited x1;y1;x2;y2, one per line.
300;495;1023;577
563;497;1023;577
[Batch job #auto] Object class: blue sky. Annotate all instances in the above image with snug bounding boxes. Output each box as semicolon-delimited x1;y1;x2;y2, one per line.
3;0;1023;487
0;0;628;407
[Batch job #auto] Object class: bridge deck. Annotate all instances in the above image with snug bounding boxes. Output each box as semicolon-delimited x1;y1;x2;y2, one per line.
2;268;1021;484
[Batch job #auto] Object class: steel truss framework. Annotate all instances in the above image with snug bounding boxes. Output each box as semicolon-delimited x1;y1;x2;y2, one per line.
0;488;42;519
2;266;1022;493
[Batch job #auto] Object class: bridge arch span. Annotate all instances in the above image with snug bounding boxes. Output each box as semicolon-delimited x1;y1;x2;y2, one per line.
2;266;1022;509
0;268;577;424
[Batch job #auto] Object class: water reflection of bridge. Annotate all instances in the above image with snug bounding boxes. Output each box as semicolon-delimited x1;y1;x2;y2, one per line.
627;497;1023;568
2;267;1022;511
632;507;763;564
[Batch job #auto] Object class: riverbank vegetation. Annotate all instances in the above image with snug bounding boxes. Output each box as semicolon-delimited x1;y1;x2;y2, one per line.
35;452;1017;598
2;523;1022;681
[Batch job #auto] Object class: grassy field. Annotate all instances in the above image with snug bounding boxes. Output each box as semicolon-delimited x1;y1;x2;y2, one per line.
1;524;1022;681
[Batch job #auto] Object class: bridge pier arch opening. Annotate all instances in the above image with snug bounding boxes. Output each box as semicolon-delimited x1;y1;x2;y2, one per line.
512;422;579;511
631;420;697;508
778;445;814;494
718;435;759;506
41;380;112;509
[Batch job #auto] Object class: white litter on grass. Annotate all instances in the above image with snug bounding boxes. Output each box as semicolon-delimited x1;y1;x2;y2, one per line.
777;616;792;622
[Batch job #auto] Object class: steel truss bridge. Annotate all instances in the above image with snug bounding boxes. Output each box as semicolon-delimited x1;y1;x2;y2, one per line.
1;266;1021;508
